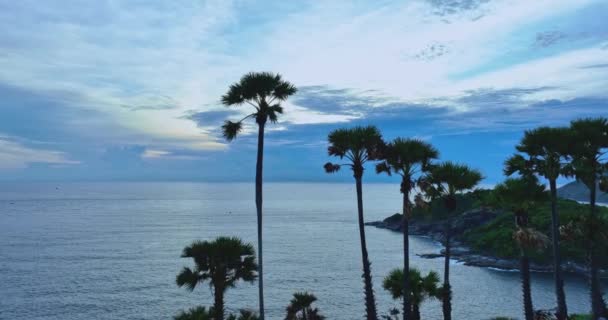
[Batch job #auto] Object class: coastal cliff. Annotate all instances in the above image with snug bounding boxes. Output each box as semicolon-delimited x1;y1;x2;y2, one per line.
366;194;607;276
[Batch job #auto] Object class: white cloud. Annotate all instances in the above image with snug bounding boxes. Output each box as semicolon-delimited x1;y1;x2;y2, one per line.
0;137;79;169
0;0;605;147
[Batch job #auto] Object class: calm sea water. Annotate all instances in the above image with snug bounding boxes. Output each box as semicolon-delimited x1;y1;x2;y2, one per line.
0;182;603;319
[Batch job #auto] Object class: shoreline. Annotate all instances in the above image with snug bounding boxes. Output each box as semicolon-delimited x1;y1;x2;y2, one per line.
365;215;601;276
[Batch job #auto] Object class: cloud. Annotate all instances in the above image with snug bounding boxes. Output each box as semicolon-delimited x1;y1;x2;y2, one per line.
534;31;567;48
185;110;240;128
0;0;606;180
0;136;78;169
141;149;170;159
426;0;491;17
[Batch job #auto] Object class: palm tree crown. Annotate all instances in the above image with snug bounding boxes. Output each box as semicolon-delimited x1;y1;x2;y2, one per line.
376;138;438;191
566;118;608;187
505;126;571;180
221;72;297;141
495;176;547;216
176;237;257;320
177;237;257;291
383;268;441;320
285;292;325;320
421;161;483;208
324;126;384;177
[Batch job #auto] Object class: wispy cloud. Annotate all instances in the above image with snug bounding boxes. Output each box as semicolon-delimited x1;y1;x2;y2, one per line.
0;136;78;169
0;0;606;180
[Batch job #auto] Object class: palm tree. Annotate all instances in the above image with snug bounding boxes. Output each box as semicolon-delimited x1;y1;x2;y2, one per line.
419;161;482;320
228;310;261;320
176;237;258;320
285;292;325;320
495;176;549;320
382;268;441;320
324;125;383;320
376;138;438;320
566;118;608;319
174;306;213;320
221;72;297;320
505;127;571;320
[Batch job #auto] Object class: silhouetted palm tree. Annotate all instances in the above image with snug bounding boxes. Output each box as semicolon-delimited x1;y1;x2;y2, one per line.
174;306;213;320
324;125;384;320
221;72;297;320
176;237;258;320
420;161;482;320
383;268;441;320
376;138;438;320
566;117;608;319
285;292;325;320
495;176;549;320
505;126;571;320
228;310;260;320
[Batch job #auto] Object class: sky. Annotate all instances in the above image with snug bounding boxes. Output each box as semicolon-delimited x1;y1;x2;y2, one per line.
0;0;607;184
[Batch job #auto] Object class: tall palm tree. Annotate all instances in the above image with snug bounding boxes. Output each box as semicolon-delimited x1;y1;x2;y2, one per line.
566;118;608;319
376;138;438;320
495;176;549;320
505;127;571;320
324;125;384;320
419;161;482;320
285;292;325;320
383;268;441;320
221;72;297;320
176;237;258;320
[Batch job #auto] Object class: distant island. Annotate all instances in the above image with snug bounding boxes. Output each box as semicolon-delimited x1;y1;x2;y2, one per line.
367;186;608;276
558;181;608;204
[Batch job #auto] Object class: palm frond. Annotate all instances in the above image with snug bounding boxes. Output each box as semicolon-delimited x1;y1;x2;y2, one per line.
513;227;550;251
176;267;201;291
427;161;483;194
494;176;547;212
326;126;383;163
174;306;213;320
177;237;257;297
375;161;391;175
222;120;243;141
324;162;341;173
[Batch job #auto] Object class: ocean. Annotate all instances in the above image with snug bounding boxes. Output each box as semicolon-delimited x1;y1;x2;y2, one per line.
0;182;601;319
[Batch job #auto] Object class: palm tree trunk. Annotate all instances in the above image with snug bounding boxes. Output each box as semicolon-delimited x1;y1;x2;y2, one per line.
520;251;534;320
355;173;378;320
588;179;607;319
442;219;452;320
402;181;412;320
412;303;421;320
214;283;225;320
549;179;568;320
256;122;266;320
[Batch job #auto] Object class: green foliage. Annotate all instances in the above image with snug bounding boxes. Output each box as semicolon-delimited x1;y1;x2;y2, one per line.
409;186;608;264
227;310;260;320
464;196;608;264
570;314;591;320
324;126;384;176
174;306;213;320
411;192;480;221
221;72;296;140
422;161;484;199
173;307;260;320
284;292;325;320
177;237;257;291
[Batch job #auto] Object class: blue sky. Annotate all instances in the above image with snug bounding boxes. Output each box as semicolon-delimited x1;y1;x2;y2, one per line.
0;0;607;183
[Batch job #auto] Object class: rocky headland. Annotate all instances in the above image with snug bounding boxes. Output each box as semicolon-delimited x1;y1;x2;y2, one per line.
366;208;593;275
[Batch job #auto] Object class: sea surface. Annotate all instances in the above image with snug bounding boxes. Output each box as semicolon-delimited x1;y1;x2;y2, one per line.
0;182;604;319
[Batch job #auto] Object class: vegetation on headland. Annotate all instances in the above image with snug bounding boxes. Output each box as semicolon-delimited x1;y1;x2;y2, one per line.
381;189;608;266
